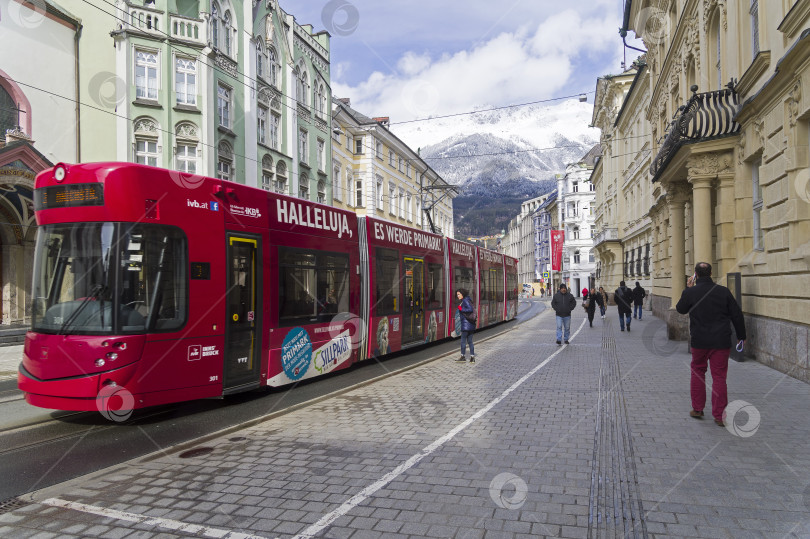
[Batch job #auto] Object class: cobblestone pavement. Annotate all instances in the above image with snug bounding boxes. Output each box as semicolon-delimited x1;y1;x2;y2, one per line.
0;344;23;381
2;305;810;538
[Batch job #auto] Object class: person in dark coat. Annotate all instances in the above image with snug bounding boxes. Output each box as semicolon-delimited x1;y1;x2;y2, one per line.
632;282;647;319
584;289;604;327
676;262;746;426
455;289;476;363
597;286;609;319
614;281;633;332
551;284;577;345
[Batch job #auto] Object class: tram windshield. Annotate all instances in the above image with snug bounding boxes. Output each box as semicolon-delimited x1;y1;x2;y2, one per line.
31;223;188;335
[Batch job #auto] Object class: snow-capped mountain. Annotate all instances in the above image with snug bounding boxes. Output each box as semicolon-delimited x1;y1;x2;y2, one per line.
390;98;598;235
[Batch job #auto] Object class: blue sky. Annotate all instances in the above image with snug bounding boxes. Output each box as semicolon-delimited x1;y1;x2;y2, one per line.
285;0;645;122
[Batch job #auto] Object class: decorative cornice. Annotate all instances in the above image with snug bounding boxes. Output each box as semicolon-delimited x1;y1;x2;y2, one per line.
214;52;237;78
778;0;810;38
686;152;732;177
736;50;772;97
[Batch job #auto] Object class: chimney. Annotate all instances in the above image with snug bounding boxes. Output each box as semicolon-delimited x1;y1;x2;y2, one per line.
373;117;390;128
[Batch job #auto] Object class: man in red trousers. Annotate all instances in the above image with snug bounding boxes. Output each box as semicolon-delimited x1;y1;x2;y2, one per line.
676;262;746;426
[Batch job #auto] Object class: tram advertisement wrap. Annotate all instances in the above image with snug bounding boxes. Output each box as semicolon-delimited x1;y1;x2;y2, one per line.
270;328;352;385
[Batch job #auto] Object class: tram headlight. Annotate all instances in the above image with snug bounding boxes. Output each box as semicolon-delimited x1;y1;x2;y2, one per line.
106;352;118;360
54;165;66;182
95;358;106;367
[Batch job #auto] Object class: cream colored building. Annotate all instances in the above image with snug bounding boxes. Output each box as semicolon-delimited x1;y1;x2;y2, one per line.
332;99;455;234
592;60;654;306
602;0;810;381
505;192;553;285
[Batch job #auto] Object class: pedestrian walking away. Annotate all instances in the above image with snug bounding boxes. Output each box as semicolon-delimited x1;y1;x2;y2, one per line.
614;281;633;332
455;289;476;363
632;281;647;319
583;288;604;327
551;283;577;344
597;286;608;319
582;287;589;300
676;262;746;426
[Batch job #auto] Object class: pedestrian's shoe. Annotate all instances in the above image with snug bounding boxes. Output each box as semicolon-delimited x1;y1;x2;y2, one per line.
627;325;631;332
589;322;593;327
556;340;561;345
469;356;476;363
689;410;704;419
455;355;466;362
620;328;625;332
564;340;569;344
714;418;725;427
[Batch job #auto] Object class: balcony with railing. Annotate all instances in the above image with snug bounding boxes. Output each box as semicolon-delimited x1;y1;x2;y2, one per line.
122;4;163;36
170;14;205;45
650;84;741;181
593;228;619;247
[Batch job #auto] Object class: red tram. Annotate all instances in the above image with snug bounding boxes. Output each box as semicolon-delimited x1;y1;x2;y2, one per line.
18;163;518;412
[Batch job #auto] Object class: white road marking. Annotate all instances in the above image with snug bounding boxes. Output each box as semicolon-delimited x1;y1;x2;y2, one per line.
293;319;587;539
39;498;266;539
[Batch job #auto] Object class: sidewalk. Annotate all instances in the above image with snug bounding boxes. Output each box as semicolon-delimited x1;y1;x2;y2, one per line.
0;344;23;381
2;307;809;538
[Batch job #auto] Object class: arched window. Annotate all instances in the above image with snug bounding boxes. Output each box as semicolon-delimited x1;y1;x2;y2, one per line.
708;11;722;90
217;140;233;181
211;3;219;49
574;250;581;264
292;66;300;101
175;121;198;173
268;47;278;86
275;160;287;193
296;62;309;106
133;117;160;166
0;84;18;137
317;180;326;203
573;226;580;240
261;154;273;191
299;172;309;199
333;164;341;201
256;40;265;78
223;11;232;56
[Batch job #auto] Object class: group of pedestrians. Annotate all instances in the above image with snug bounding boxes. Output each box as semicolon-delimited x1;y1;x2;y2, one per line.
548;264;746;428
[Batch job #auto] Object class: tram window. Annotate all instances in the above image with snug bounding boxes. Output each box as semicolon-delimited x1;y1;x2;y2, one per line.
119;224;188;332
506;272;517;300
496;269;504;301
453;266;475;304
374;248;400;316
426;263;444;309
278;248;349;325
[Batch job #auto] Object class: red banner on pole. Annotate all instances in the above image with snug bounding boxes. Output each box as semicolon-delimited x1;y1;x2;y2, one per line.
550;229;564;271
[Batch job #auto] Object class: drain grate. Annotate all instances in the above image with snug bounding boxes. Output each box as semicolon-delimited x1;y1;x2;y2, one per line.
0;497;31;515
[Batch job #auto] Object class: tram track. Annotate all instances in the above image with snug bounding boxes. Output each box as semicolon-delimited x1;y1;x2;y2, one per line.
0;299;544;501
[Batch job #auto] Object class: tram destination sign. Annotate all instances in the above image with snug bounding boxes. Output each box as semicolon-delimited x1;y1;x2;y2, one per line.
34;183;104;210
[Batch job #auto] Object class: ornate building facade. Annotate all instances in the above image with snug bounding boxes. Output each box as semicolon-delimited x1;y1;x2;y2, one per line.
605;0;810;381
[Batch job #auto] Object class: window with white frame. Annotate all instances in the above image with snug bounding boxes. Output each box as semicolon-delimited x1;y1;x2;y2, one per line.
376;176;383;210
315;82;325;117
355;177;363;208
407;193;412;221
574;250;581;264
217;85;231;128
317;180;326;204
256;41;265;79
134;117;160;166
415;197;421;226
376;141;382;159
223;11;233;56
355;136;363;155
268;47;278;86
406;162;410;178
389;184;395;214
398;188;405;218
317;139;325;171
752;159;763;250
298;130;308;163
136;50;159;100
297;67;309;106
398;157;403;172
275;160;287;193
345;169;352;206
333;164;342;201
299;172;309;199
257;106;267;145
270;113;280;149
217;141;233;181
175;122;198;173
261;154;273;191
211;3;220;49
388;150;394;167
572;181;579;193
175;58;196;105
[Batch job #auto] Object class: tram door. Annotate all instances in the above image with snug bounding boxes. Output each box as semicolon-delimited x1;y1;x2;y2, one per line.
402;257;424;344
223;234;261;392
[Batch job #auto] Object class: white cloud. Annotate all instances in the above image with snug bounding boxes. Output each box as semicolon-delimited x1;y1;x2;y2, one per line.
335;9;621;122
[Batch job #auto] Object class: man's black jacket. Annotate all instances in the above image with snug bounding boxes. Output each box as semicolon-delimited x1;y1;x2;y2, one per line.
675;276;746;349
551;291;577;317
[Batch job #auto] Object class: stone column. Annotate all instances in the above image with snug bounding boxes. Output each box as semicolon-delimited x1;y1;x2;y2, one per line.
667;187;688;308
715;172;736;277
690;175;714;265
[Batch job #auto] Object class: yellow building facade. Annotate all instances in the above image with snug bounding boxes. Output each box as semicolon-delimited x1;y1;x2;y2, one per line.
595;0;810;381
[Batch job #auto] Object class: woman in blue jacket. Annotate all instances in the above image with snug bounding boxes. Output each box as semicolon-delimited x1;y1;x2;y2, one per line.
455;289;476;363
